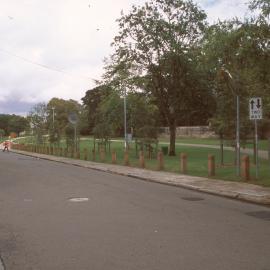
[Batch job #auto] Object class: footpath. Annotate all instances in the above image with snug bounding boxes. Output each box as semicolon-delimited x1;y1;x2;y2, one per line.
11;149;270;206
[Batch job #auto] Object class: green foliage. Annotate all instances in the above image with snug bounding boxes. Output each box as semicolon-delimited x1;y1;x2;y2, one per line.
28;103;47;144
108;0;213;155
65;125;75;149
202;12;270;140
136;125;158;139
0;114;29;135
81;85;113;134
47;98;82;144
0;129;5;138
93;123;113;140
249;0;270;18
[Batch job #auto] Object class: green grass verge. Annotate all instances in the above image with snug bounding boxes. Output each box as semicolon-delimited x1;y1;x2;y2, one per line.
160;137;269;151
15;136;270;187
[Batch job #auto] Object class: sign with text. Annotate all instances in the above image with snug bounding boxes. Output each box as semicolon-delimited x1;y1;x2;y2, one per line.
249;97;262;120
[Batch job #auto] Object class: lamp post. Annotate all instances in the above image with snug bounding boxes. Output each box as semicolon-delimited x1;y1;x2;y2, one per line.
123;87;127;150
52;107;55;129
222;68;240;176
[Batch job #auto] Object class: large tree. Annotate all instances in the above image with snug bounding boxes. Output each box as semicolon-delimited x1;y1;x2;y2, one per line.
108;0;214;155
28;103;48;144
202;2;270;141
47;98;82;144
0;114;29;136
81;85;113;134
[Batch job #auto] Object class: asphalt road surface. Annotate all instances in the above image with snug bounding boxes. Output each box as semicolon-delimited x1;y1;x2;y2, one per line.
0;152;270;270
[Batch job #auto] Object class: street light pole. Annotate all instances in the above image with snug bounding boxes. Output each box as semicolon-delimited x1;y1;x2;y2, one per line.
236;95;240;176
123;87;127;150
222;68;240;176
52;107;55;129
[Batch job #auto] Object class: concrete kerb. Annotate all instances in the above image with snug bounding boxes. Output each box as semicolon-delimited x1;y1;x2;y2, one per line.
10;149;270;206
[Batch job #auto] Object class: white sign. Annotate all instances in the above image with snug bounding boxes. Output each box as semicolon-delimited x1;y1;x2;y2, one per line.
127;133;132;142
249;97;262;120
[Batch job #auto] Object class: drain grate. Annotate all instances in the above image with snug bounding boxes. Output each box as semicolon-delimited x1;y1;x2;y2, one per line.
246;211;270;221
182;197;204;202
68;197;89;202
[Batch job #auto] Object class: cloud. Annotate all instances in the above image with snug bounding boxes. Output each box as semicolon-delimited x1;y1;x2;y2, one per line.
0;0;250;115
195;0;250;22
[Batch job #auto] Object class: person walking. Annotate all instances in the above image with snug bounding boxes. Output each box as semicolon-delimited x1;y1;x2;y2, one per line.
3;141;9;152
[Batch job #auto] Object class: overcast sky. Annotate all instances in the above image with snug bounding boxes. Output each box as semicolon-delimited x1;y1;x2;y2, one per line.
0;0;250;116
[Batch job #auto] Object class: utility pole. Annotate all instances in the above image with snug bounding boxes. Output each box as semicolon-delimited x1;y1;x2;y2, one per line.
236;95;240;176
123;87;127;150
52;107;55;129
222;68;240;176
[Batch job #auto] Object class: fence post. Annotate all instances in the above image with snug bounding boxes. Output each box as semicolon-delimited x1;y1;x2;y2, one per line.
139;151;145;168
180;153;187;174
83;148;88;161
92;149;96;161
157;151;164;171
124;150;129;166
100;148;105;162
241;155;250;181
112;150;117;164
208;154;215;177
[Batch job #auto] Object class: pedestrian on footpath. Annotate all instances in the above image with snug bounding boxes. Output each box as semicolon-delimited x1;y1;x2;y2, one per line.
3;141;9;152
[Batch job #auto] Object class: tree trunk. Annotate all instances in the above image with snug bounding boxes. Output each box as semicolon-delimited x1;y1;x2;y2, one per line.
220;133;224;166
268;137;270;167
169;122;176;156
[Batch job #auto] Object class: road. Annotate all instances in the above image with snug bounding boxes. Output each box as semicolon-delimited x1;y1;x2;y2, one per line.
0;152;269;270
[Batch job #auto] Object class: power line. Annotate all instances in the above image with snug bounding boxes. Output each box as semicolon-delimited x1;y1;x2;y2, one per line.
0;47;96;82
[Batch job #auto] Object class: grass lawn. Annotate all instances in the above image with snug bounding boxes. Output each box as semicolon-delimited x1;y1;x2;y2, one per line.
160;137;270;151
77;138;270;187
14;136;270;187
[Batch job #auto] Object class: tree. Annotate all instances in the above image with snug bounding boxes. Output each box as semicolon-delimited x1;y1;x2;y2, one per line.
108;0;213;155
81;85;113;134
47;98;82;144
8;115;29;135
0;114;29;136
0;129;5;139
202;9;270;141
28;103;48;144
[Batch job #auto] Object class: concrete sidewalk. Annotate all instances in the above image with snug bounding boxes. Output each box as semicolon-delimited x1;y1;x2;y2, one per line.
10;149;270;206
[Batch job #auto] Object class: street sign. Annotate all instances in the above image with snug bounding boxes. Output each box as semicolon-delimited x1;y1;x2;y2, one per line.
68;112;78;125
249;97;262;120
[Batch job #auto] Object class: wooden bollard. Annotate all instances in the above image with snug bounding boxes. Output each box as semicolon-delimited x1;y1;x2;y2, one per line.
208;154;215;177
157;151;164;170
92;149;96;161
76;150;80;159
112;150;117;164
83;148;88;161
241;155;250;181
124;150;129;166
59;148;63;156
64;148;68;157
139;151;145;168
100;149;105;162
180;153;187;174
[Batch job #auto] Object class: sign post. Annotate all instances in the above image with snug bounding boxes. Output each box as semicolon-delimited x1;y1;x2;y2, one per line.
68;112;79;152
249;97;262;179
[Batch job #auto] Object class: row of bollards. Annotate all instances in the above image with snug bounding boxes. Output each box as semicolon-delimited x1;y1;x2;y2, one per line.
13;144;251;181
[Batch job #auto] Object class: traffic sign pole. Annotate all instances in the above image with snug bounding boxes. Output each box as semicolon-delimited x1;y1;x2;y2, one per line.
249;97;262;180
255;119;259;179
236;95;240;177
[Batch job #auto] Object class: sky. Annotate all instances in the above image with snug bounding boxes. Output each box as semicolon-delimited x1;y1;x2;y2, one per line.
0;0;251;116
